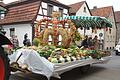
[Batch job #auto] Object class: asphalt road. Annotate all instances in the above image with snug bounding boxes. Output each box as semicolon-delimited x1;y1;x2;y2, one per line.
9;52;120;80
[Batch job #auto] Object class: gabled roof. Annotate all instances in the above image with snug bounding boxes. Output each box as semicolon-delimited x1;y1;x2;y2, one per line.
115;11;120;23
91;6;113;17
6;0;69;9
68;1;85;14
0;0;70;25
45;0;69;9
0;0;41;25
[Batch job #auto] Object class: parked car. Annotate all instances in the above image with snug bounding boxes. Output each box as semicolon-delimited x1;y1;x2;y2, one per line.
115;42;120;55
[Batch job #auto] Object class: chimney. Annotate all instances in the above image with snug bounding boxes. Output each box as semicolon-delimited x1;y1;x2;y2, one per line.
93;6;97;9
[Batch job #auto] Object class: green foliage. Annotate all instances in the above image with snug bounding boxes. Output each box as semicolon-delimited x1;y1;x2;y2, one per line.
73;31;82;41
38;50;52;58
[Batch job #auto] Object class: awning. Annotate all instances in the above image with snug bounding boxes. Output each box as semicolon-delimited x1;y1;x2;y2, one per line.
59;16;112;28
0;6;7;11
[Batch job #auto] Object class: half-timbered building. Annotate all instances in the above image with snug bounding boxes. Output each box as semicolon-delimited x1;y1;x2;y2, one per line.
0;0;69;46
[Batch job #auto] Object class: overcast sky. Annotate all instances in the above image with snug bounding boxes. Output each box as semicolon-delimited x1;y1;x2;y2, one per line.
3;0;120;11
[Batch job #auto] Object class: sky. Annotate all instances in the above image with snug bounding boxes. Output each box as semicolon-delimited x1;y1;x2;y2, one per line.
3;0;120;11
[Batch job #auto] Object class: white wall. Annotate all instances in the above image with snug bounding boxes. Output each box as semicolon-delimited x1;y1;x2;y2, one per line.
75;2;92;37
76;3;91;16
3;24;32;47
78;28;92;37
103;11;116;49
37;2;69;21
91;29;104;40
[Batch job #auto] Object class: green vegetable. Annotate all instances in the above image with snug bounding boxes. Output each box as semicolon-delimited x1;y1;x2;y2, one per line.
33;38;40;47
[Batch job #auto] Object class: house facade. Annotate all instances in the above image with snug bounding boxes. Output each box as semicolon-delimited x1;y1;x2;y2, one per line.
69;1;92;37
0;0;69;47
115;11;120;44
91;6;116;50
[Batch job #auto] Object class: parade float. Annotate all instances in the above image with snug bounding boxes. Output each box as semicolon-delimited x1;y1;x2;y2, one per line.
9;12;112;79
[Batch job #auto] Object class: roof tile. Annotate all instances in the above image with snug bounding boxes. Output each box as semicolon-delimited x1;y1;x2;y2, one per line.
68;1;85;14
91;6;113;17
0;1;40;25
0;0;69;25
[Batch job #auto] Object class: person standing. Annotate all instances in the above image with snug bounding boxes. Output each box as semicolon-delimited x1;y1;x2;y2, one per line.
23;33;28;46
10;35;19;49
93;35;99;50
23;33;31;46
88;37;94;49
81;35;89;48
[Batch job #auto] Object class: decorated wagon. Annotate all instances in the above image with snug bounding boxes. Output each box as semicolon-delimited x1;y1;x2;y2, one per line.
9;12;112;79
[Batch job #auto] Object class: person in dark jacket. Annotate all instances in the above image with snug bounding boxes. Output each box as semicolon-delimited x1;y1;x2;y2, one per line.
23;33;31;46
88;37;93;47
81;35;88;48
88;37;94;49
93;35;99;50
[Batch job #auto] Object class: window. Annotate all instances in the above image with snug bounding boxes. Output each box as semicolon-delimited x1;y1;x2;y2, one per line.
113;36;114;39
113;47;114;49
110;35;112;42
107;35;109;42
59;8;63;17
86;27;90;30
110;47;111;49
47;5;53;16
0;26;3;31
109;28;111;34
0;26;6;34
0;10;5;19
10;28;15;37
106;47;108;50
83;7;86;12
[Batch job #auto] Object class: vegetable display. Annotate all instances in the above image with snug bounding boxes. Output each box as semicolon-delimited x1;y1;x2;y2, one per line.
24;45;111;63
24;12;111;63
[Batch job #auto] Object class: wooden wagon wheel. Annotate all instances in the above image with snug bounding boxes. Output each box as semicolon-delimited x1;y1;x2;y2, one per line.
0;47;10;80
0;32;13;80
